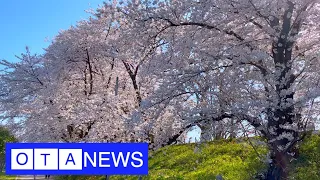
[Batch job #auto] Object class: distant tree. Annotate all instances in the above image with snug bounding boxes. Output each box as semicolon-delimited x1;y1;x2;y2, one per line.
0;126;17;171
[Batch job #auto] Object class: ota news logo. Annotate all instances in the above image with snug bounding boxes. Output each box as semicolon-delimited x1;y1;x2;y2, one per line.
6;143;148;175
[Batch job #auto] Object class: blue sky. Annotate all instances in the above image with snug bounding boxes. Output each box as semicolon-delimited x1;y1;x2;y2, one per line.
0;0;104;64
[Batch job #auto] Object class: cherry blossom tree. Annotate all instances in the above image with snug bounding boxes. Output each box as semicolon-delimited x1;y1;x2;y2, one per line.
0;47;54;141
99;0;320;179
1;11;188;148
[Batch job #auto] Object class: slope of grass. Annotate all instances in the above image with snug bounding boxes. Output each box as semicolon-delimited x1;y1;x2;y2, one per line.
56;135;320;180
57;138;267;180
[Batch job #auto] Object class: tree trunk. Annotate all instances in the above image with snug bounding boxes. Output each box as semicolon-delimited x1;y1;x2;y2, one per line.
199;123;211;142
266;151;289;180
0;158;4;172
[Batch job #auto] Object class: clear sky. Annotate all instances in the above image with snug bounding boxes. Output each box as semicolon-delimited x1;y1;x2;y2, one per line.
0;0;104;63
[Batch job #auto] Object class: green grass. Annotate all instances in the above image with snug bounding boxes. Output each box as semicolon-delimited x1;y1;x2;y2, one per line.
55;135;320;180
56;138;268;180
0;172;16;180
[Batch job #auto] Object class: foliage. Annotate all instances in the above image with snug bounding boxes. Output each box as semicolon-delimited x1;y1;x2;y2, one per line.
289;134;320;180
0;126;17;171
0;126;17;155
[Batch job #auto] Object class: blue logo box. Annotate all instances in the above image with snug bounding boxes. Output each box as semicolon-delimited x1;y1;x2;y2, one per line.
6;143;148;175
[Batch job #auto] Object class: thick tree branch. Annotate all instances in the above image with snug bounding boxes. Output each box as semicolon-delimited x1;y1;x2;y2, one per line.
164;113;265;146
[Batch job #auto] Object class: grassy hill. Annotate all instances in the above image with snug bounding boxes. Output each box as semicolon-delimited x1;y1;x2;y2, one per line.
56;135;320;180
